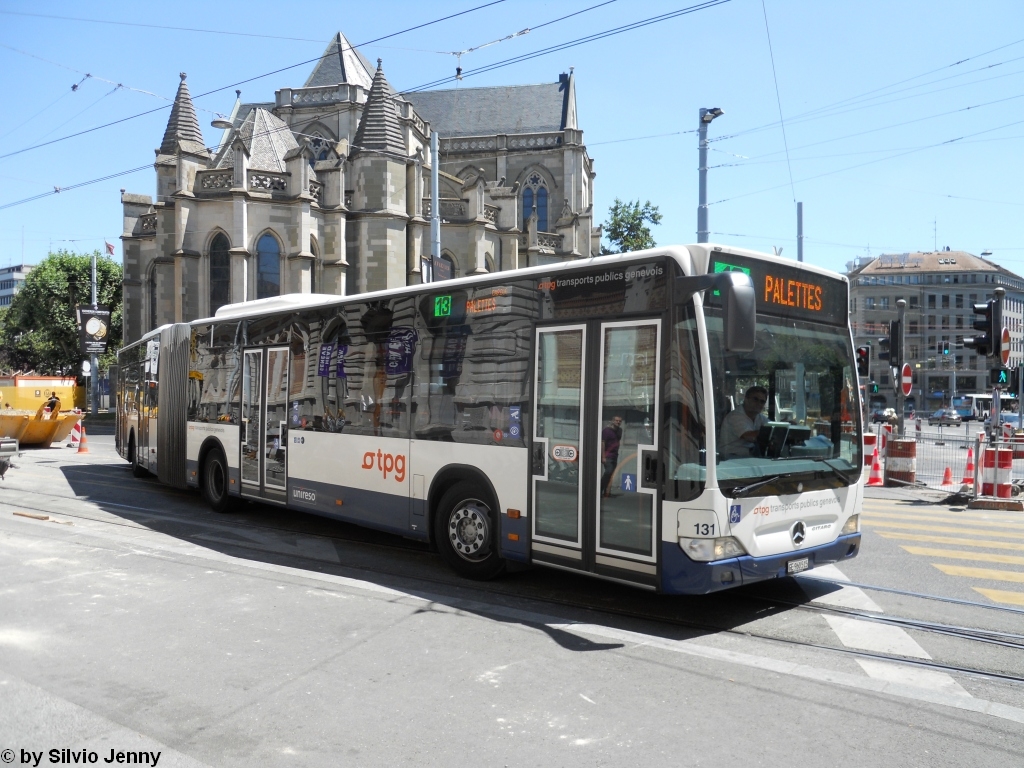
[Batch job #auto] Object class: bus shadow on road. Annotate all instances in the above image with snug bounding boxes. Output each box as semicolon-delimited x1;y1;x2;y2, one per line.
56;461;823;653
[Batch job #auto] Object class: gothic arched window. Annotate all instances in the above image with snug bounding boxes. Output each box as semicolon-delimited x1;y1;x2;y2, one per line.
308;132;331;167
209;233;231;314
522;172;548;232
256;233;281;299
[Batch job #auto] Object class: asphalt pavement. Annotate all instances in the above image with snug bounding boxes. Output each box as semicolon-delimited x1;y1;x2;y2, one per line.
0;436;1021;767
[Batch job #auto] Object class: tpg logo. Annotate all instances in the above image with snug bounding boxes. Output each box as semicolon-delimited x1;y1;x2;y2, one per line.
362;449;407;482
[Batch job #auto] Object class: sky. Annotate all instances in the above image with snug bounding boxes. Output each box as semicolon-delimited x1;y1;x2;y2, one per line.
1;0;1023;278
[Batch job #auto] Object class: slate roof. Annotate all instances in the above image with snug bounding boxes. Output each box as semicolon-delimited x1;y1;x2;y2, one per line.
405;77;573;138
159;73;207;156
215;108;299;172
850;251;1000;276
352;61;406;156
304;32;374;89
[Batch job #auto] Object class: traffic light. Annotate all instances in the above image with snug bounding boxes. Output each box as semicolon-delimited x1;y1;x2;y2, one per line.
943;341;950;355
991;367;1011;387
856;346;870;377
870;382;879;394
965;297;1003;358
995;367;1024;391
877;320;901;366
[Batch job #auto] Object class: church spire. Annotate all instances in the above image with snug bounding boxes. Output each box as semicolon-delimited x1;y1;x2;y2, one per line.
159;72;206;156
352;60;406;156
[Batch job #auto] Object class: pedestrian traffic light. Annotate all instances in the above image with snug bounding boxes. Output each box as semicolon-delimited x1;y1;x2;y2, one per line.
856;346;870;377
870;382;879;394
991;367;1011;387
942;341;950;355
965;297;1003;358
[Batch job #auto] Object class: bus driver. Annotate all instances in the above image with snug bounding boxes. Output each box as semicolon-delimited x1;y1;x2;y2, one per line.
720;386;769;459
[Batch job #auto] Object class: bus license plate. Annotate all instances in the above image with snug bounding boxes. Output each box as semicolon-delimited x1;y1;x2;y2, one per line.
787;557;810;574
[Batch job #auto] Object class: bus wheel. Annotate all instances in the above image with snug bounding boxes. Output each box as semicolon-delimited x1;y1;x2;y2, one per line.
202;448;236;513
129;435;146;478
434;481;505;580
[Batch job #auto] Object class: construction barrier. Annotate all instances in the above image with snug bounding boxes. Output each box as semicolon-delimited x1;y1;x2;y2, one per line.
884;439;917;487
997;448;1013;498
863;433;877;467
981;448;996;497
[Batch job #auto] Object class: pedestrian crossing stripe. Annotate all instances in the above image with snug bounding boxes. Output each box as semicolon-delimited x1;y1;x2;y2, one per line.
862;502;1020;524
862;520;1024;540
899;546;1024;567
861;511;1024;530
972;587;1024;606
932;564;1024;583
875;531;1024;551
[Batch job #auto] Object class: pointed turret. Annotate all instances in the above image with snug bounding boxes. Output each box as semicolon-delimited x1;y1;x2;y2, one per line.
159;73;208;157
304;32;374;89
352;60;406;156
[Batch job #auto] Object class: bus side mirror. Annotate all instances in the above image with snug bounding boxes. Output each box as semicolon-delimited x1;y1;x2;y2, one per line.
718;271;756;353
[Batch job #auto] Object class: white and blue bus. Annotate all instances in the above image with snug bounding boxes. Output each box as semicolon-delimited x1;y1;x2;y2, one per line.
116;245;862;593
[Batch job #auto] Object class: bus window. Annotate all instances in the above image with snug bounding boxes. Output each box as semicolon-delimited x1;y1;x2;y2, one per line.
665;300;706;501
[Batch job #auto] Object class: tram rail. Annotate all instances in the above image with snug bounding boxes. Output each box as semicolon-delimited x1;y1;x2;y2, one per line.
4;466;1024;688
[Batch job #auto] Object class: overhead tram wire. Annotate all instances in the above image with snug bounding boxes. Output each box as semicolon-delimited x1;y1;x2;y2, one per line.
0;0;723;162
0;0;730;210
401;0;732;93
0;0;509;162
711;55;1024;151
708;113;1024;207
711;36;1024;144
718;90;1024;165
0;163;152;211
759;0;795;203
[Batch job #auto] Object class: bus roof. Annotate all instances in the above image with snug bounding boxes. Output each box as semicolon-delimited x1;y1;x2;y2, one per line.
204;243;848;324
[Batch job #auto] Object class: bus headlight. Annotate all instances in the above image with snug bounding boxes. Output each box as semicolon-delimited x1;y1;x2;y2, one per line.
841;514;860;535
679;536;746;562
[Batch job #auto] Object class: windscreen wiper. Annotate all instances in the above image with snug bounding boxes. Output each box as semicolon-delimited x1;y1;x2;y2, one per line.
730;474;782;497
812;457;853;484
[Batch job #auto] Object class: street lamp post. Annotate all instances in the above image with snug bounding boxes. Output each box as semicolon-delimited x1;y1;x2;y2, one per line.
697;107;724;243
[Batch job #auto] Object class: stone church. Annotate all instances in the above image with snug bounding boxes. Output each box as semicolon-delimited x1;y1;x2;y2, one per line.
120;32;599;344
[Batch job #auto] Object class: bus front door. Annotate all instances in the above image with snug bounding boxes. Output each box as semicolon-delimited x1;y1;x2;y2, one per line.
530;319;662;588
240;346;290;503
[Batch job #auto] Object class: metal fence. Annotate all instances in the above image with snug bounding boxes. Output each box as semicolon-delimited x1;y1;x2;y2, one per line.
868;418;1024;495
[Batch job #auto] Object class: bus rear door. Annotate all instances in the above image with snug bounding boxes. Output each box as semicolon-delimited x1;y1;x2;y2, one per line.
530;319;662;588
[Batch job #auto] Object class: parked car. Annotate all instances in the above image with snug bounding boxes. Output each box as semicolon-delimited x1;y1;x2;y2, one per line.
928;408;962;427
983;412;1022;430
870;409;888;424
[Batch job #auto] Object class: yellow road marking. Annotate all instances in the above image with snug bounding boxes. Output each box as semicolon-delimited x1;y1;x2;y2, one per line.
932;564;1024;583
901;546;1024;566
875;531;1024;550
862;502;1021;524
862;512;1024;530
972;587;1024;606
863;520;1024;540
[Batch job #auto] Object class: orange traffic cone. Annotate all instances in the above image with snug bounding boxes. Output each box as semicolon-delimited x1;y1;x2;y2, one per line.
866;448;884;487
941;466;953;486
77;425;89;454
962;447;975;486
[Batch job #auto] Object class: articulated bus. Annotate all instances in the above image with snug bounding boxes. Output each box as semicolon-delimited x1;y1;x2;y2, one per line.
116;245;862;593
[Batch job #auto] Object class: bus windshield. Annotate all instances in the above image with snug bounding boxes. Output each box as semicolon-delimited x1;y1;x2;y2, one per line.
706;310;861;496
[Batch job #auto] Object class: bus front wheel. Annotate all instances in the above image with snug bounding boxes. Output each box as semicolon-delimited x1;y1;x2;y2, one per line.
202;448;236;513
434;481;505;580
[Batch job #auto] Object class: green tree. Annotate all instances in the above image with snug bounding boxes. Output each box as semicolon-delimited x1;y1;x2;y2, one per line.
602;198;663;254
0;250;122;375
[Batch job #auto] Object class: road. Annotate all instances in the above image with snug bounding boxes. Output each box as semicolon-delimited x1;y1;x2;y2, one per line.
0;434;1022;767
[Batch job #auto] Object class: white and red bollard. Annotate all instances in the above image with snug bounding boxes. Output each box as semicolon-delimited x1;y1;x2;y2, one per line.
996;448;1013;498
67;420;82;448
